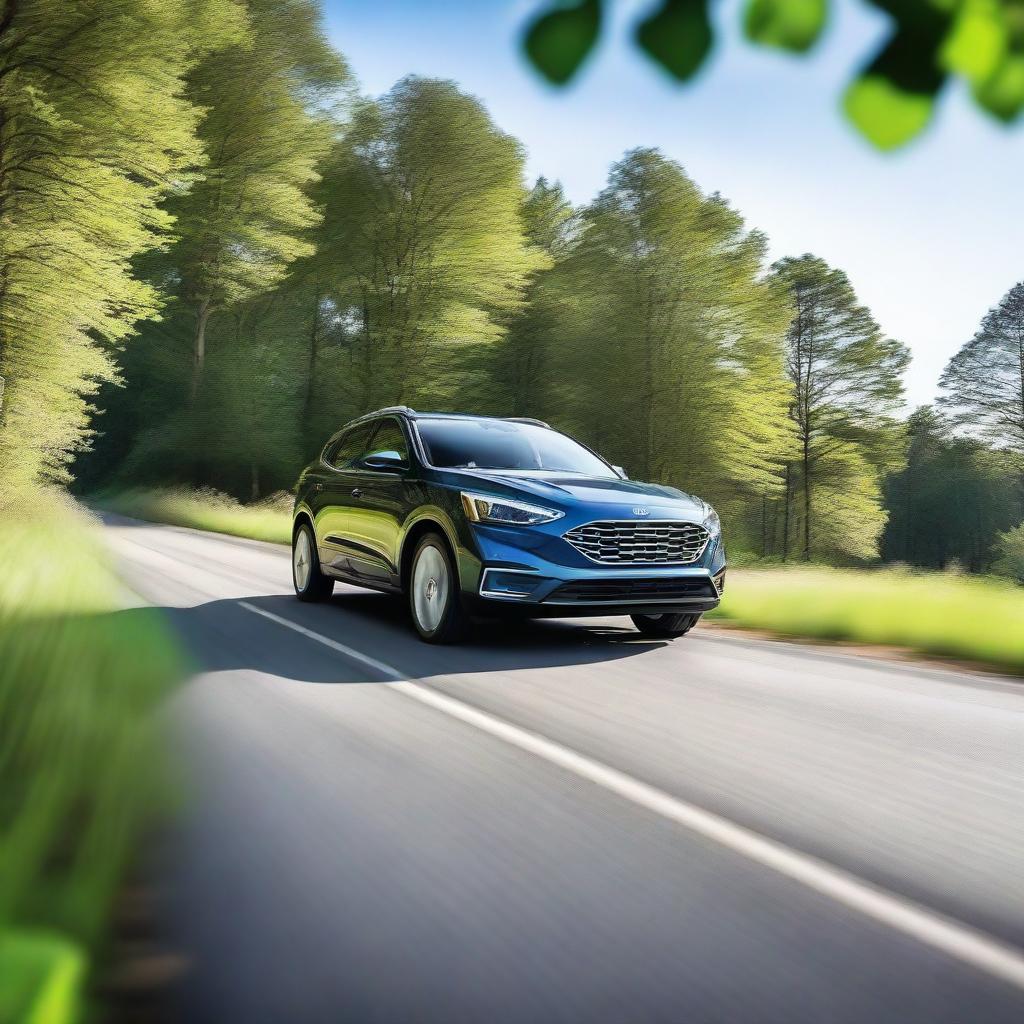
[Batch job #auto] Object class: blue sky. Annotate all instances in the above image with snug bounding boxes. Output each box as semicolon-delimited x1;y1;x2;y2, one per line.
323;0;1024;409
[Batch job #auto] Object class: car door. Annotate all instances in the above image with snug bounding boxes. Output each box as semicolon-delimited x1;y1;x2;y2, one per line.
317;422;379;576
339;417;412;589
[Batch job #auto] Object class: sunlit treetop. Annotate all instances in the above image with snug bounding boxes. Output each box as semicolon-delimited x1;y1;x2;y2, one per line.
522;0;1024;150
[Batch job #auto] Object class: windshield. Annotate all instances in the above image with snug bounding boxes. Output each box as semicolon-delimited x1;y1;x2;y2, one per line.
416;418;615;477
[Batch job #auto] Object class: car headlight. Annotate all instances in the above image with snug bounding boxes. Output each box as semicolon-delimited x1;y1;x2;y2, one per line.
703;506;721;536
461;491;563;526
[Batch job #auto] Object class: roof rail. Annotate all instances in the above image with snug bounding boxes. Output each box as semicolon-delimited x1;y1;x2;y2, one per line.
504;416;551;428
350;405;417;423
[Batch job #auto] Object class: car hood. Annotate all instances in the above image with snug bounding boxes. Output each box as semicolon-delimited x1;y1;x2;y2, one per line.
456;470;706;516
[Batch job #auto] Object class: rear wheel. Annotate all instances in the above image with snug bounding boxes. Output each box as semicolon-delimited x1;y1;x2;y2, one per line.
293;523;333;602
630;612;699;639
408;533;469;643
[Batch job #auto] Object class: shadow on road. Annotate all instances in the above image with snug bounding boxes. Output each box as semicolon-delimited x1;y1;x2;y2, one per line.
156;590;665;686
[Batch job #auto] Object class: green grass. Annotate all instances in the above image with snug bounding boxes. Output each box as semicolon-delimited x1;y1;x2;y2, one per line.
0;494;185;1023
95;487;292;544
709;566;1024;674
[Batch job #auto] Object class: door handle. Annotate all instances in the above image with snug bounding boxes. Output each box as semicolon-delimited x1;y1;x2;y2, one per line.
313;482;323;492
351;488;363;498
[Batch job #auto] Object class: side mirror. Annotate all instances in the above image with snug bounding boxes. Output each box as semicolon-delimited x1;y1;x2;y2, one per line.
612;465;628;480
362;450;407;472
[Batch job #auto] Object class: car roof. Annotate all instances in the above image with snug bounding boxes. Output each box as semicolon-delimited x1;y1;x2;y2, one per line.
343;408;551;430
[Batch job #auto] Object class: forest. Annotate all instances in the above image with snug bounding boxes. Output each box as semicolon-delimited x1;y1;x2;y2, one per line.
1;0;1023;579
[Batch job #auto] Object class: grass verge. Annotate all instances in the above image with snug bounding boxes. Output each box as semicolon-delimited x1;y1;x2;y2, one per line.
709;566;1024;674
95;487;292;544
0;494;184;1023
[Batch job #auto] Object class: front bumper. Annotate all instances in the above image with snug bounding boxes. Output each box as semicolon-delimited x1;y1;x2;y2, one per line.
462;520;726;618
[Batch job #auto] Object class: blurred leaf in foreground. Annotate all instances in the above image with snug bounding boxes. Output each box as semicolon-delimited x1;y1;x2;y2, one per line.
941;0;1007;82
635;0;714;81
744;0;828;53
844;8;947;150
522;0;1024;148
524;0;602;84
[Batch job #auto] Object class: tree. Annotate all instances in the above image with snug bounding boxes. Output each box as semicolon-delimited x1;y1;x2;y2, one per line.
522;0;1024;150
771;254;909;561
313;77;546;412
540;148;793;534
167;0;348;405
992;523;1024;583
881;407;1022;572
938;282;1024;491
493;177;581;416
0;0;242;490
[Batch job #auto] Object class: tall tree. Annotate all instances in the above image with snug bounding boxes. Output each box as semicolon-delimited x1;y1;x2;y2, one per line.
314;77;547;412
771;254;909;561
542;149;793;532
168;0;348;405
939;282;1024;490
494;177;580;416
0;0;242;489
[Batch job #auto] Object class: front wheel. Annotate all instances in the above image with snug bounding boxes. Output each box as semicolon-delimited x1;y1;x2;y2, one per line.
408;533;469;643
293;523;334;602
630;612;699;639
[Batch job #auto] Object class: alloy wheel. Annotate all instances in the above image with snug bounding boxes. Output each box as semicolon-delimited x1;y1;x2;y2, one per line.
412;543;450;634
293;528;312;592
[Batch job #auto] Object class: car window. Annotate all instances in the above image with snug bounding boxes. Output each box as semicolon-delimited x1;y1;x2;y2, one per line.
416;418;615;476
363;418;409;465
326;423;377;469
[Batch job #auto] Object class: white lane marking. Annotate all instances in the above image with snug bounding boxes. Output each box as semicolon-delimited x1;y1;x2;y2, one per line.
240;599;1024;992
241;602;404;681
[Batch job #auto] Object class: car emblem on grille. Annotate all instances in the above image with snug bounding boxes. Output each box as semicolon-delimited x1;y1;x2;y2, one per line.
632;507;649;516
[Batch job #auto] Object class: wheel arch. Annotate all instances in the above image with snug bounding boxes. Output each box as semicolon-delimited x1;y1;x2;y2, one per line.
400;517;459;595
293;506;315;542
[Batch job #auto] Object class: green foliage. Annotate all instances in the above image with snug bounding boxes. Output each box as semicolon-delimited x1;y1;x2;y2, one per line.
710;565;1024;672
0;0;244;491
490;178;582;417
98;488;292;544
0;495;183;1013
508;150;793;536
311;77;546;412
882;406;1023;571
843;72;937;152
167;0;349;403
0;931;83;1024
635;0;713;82
992;522;1024;582
524;0;602;84
522;0;1024;148
744;0;827;52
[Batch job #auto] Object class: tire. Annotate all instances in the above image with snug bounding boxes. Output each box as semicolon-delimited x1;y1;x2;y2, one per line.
630;612;699;639
293;523;334;602
408;533;469;643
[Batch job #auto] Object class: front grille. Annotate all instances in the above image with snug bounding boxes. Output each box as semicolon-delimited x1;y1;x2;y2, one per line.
547;577;717;604
563;520;710;565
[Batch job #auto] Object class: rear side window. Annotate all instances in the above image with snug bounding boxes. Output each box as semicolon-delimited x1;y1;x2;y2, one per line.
325;423;376;469
365;418;409;465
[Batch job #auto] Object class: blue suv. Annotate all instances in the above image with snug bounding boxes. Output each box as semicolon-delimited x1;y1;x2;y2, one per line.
292;408;725;643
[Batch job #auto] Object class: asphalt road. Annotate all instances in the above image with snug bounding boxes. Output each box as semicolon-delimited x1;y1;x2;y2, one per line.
103;515;1024;1023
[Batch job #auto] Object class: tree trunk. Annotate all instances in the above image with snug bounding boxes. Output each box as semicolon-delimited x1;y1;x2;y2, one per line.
781;464;791;562
761;493;768;557
250;460;260;502
802;441;812;562
189;298;212;404
300;287;321;449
